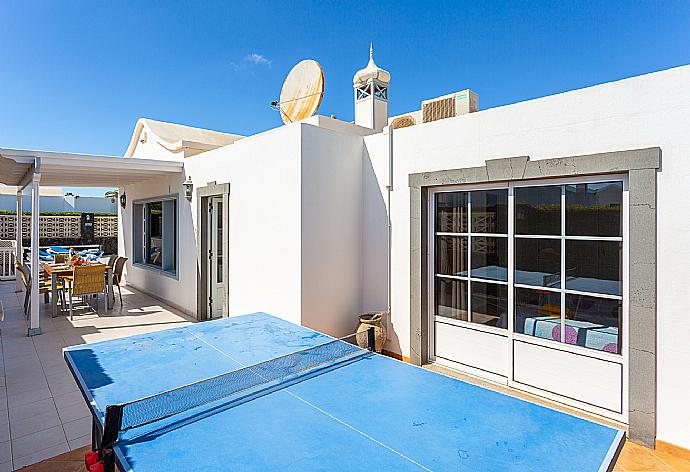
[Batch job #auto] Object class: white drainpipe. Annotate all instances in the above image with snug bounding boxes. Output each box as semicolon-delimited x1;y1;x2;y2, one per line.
385;125;394;334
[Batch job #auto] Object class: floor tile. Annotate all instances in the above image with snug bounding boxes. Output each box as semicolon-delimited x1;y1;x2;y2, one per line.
12;441;69;470
616;441;674;471
51;393;83;412
10;425;66;460
10;408;61;439
56;403;89;424
7;388;53;409
66;435;89;452
652;441;690;471
0;441;10;464
8;398;56;423
61;417;89;442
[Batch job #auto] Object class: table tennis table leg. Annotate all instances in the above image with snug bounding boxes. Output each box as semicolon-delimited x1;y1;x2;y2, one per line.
92;415;102;451
367;326;375;352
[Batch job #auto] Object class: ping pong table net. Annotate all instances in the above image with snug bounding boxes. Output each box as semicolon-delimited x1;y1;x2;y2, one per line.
99;328;376;455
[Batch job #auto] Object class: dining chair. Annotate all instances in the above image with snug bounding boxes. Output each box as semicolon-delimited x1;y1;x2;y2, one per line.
15;261;64;318
66;265;106;321
111;256;128;306
106;254;118;268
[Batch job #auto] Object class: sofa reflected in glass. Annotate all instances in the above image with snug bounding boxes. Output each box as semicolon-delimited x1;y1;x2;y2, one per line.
515;288;621;354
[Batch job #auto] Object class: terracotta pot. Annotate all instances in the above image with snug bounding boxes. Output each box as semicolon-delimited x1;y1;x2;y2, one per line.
356;312;386;353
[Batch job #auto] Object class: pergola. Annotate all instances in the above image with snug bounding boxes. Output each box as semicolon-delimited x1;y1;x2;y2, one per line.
0;148;184;335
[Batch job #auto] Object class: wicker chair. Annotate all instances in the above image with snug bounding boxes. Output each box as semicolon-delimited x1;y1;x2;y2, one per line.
111;257;128;306
15;261;64;318
66;265;106;320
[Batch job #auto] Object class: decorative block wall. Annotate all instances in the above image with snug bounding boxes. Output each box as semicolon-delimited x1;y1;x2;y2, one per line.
0;215;117;239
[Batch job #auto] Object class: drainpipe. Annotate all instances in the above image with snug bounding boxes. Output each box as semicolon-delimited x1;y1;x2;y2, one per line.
385;125;393;333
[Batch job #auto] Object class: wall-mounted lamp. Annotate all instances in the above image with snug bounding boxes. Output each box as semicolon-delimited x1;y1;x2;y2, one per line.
120;192;127;210
183;177;194;201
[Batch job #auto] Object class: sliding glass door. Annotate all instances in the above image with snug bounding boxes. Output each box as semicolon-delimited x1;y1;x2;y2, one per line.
430;176;627;420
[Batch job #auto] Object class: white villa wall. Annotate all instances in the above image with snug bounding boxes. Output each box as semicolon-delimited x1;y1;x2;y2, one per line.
299;124;364;337
184;125;304;324
120;122;366;333
118;172;190;312
363;64;690;448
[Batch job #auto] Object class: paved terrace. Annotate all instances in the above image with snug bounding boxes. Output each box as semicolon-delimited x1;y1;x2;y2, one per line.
0;280;194;470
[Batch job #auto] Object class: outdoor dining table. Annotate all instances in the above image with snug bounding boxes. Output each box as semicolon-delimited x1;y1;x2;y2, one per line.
43;262;114;317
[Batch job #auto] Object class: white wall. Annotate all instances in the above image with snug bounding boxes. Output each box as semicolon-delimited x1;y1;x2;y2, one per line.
300;124;364;337
118;173;190;312
363;64;690;448
184;125;304;324
121;121;365;333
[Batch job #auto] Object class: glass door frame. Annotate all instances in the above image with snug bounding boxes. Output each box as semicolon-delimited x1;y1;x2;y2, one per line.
208;196;224;319
427;174;629;418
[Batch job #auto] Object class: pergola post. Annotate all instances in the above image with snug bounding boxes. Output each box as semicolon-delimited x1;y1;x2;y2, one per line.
15;188;23;293
28;164;41;336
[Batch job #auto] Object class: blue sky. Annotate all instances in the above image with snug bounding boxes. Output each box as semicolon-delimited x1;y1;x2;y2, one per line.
1;1;689;196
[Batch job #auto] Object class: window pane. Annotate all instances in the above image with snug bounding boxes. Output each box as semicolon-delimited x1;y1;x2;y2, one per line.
515;288;561;342
162;199;176;273
515;239;561;288
435;236;468;277
566;182;622;237
471;237;507;281
147;201;163;267
566;294;621;353
436;192;467;233
471;282;507;328
566;240;621;296
133;204;144;263
471;189;508;234
436;278;468;321
217;201;223;283
515;186;561;235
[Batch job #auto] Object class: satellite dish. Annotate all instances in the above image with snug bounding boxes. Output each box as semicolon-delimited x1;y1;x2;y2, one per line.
273;60;324;124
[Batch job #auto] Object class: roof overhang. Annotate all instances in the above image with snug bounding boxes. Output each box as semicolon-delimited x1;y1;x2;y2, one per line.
0;148;184;188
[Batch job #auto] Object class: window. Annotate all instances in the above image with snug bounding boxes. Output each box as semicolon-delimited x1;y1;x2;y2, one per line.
514;181;623;353
434;189;509;329
434;179;624;354
133;197;177;275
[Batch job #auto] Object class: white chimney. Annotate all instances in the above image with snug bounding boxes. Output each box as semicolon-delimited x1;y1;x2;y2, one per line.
353;44;390;131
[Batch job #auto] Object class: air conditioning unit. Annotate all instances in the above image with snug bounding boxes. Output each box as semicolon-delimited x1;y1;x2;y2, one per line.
422;89;478;123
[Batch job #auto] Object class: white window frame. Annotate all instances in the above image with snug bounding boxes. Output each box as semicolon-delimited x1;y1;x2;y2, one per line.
427;174;629;418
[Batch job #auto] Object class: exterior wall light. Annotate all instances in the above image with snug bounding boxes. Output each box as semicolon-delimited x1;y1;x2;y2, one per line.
120;192;127;209
183;177;194;201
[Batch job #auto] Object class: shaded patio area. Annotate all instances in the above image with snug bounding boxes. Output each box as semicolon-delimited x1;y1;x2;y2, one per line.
0;280;195;470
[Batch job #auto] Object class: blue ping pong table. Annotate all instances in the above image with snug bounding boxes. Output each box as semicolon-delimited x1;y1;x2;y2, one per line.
64;312;625;472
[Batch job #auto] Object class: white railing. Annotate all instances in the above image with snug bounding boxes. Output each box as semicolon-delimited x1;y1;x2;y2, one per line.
0;240;16;280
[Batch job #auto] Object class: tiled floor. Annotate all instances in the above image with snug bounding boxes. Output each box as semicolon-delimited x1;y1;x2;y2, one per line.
0;280;195;471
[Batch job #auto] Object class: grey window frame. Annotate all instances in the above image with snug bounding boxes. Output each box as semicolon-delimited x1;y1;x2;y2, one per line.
410;148;660;448
132;194;179;278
